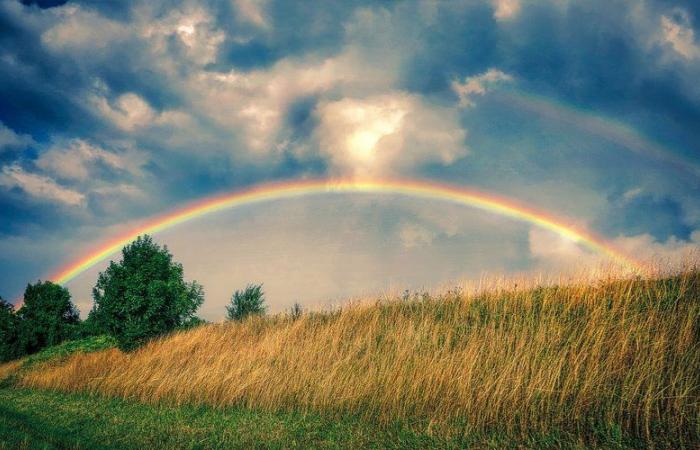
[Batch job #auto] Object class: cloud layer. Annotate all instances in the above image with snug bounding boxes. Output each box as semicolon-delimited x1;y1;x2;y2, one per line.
0;0;698;315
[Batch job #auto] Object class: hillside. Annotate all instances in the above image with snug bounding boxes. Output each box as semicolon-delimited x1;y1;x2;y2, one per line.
1;270;699;448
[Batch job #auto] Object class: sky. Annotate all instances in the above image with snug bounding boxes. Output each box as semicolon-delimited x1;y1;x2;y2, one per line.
1;0;699;320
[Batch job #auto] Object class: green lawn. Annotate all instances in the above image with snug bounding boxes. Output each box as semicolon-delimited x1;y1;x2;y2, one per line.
0;387;644;450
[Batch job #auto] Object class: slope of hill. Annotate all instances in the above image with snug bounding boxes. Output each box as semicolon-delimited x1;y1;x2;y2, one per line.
1;271;699;448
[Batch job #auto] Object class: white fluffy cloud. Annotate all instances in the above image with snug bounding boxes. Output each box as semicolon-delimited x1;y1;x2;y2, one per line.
36;139;143;181
452;69;513;108
185;49;395;155
314;93;467;177
92;91;193;133
659;10;700;60
529;227;700;274
233;0;269;28
92;93;158;132
492;0;521;21
615;230;700;269
41;5;128;51
142;6;225;66
0;165;84;206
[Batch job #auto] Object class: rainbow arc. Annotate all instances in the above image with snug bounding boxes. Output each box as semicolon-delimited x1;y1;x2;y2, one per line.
50;179;646;285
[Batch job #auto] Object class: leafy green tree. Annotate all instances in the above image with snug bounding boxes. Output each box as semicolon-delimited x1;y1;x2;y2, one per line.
226;284;266;321
16;281;80;354
92;235;204;351
0;297;24;362
73;312;106;339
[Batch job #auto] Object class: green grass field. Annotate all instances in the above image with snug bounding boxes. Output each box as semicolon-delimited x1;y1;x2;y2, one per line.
0;387;644;450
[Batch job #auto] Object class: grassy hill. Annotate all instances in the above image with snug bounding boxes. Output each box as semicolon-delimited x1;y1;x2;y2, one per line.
1;270;698;449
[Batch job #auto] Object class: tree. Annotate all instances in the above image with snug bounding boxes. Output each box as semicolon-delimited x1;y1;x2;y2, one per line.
226;284;266;321
16;281;80;353
91;235;204;351
288;302;303;320
0;297;23;362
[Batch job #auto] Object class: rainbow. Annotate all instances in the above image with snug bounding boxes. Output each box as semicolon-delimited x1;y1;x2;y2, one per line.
50;179;646;285
496;90;700;181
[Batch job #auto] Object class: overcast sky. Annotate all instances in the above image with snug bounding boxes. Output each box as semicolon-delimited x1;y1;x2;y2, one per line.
1;0;699;319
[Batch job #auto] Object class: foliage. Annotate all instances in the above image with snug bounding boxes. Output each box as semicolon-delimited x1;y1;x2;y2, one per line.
22;335;117;370
91;235;204;351
16;281;79;354
288;302;303;320
73;312;105;339
0;298;23;362
226;284;266;321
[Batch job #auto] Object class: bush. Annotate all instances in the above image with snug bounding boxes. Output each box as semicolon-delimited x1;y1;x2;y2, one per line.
288;302;303;320
16;281;80;354
91;235;204;351
226;284;266;321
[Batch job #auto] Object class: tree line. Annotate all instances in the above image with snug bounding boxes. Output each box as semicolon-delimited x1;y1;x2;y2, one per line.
0;235;271;361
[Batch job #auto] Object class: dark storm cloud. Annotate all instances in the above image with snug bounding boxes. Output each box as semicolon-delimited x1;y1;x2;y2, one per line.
20;0;67;9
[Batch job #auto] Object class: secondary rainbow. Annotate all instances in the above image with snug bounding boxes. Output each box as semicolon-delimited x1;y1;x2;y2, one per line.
498;90;700;181
50;179;646;284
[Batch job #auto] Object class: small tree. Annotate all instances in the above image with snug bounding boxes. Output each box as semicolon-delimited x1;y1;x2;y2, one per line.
16;281;80;353
288;302;303;320
0;297;24;362
92;235;204;351
226;284;266;321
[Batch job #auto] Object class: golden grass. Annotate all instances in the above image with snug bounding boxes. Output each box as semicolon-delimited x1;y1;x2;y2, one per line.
0;360;22;384
12;270;700;444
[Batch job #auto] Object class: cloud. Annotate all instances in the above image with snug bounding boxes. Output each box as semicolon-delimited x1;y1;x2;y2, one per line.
314;93;467;177
614;230;700;269
0;122;34;151
91;92;157;131
41;4;128;51
0;165;84;206
452;69;513;107
36;139;143;181
492;0;521;21
528;228;594;270
0;0;699;303
142;5;225;66
233;0;269;28
659;9;700;60
91;91;192;133
529;227;700;273
398;222;436;248
184;49;395;156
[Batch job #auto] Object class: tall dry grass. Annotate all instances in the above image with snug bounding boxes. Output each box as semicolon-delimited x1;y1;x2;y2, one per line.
15;270;700;445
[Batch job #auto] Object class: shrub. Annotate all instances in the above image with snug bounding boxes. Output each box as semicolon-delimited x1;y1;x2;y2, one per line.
91;235;204;351
16;281;79;354
226;284;266;321
288;302;303;320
